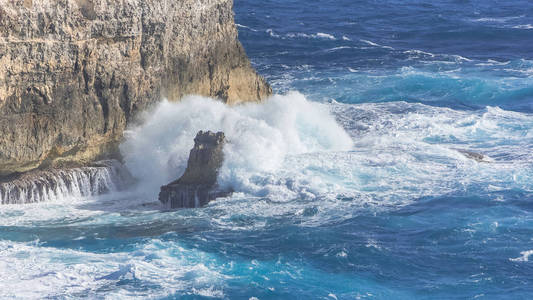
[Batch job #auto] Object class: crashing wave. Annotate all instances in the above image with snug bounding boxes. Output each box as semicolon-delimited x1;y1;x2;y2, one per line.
0;160;133;205
120;92;353;199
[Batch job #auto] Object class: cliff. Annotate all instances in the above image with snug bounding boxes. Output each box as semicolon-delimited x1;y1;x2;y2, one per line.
0;0;271;178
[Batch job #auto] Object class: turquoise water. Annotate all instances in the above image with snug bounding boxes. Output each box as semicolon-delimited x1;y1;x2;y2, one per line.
1;1;533;299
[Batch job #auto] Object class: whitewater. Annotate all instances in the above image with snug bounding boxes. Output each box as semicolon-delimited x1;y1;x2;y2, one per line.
1;92;532;298
2;0;533;299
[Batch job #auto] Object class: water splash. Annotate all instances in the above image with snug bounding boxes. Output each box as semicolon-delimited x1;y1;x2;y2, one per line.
0;160;132;205
120;92;353;198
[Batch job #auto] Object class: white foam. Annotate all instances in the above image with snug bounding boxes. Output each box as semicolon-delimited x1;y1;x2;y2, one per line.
472;16;524;23
404;49;436;57
286;32;336;40
360;39;379;47
328;101;533;209
336;251;348;258
266;30;337;40
403;49;475;64
360;39;394;50
315;32;336;40
120;92;353;198
0;239;227;299
236;23;258;32
0;160;131;205
488;59;510;65
476;59;510;66
120;96;533;227
192;286;225;298
6;96;526;231
266;28;280;38
510;250;533;262
1;99;532;299
450;54;472;62
325;46;351;52
512;24;533;29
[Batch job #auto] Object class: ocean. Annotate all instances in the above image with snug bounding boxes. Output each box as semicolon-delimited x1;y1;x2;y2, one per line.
1;0;533;299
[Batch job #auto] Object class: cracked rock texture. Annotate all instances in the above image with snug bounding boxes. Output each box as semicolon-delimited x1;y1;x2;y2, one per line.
0;0;271;177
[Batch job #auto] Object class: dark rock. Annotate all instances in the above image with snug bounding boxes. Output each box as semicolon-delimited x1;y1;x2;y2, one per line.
159;131;231;209
455;149;489;163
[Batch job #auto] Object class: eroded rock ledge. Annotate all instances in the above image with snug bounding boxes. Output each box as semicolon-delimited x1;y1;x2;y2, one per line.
159;131;231;209
0;159;133;204
0;0;271;177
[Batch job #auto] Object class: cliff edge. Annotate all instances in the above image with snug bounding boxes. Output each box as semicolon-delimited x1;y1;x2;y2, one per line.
0;0;271;177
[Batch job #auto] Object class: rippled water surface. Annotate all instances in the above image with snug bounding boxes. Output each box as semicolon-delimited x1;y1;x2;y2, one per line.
1;0;533;299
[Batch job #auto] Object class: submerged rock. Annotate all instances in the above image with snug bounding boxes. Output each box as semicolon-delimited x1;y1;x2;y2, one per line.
159;131;231;209
455;149;490;163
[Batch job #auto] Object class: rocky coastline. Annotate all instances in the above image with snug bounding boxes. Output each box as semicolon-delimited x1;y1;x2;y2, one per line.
0;0;270;203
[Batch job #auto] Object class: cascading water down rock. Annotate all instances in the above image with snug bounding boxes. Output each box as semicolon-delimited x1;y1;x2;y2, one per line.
159;131;231;209
0;160;133;205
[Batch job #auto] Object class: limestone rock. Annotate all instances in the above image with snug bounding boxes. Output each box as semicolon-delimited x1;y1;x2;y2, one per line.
0;0;271;177
159;131;230;209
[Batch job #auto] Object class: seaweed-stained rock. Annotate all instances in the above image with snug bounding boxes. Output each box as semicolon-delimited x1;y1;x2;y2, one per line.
159;131;231;209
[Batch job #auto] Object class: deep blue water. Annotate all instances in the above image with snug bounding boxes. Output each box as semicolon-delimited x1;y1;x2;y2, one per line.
1;1;533;299
236;0;533;112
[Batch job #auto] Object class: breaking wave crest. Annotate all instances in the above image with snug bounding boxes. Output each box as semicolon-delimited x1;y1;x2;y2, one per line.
120;92;353;198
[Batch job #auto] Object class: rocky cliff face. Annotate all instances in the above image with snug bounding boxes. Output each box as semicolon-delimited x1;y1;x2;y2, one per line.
0;0;271;177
